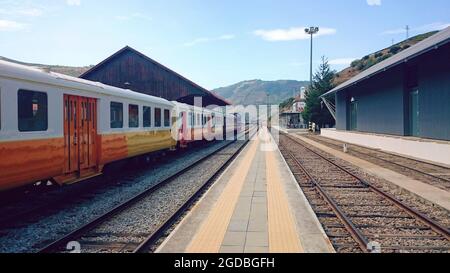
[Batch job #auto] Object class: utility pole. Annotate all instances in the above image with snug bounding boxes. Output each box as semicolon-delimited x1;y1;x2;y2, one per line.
406;25;410;39
305;27;319;87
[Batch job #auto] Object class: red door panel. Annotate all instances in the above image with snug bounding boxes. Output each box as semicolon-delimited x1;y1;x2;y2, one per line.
64;95;98;176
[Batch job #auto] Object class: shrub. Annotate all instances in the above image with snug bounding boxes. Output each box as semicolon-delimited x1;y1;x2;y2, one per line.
351;60;360;67
356;62;365;70
389;45;401;54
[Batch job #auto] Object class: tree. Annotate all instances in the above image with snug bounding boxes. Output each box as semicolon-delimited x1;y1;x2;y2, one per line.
302;56;336;128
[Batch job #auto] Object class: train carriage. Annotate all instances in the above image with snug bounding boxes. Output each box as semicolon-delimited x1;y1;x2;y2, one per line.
0;60;241;192
172;102;225;147
0;61;176;191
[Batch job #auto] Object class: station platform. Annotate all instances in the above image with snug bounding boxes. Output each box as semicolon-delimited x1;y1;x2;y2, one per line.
292;133;450;212
321;128;450;167
157;128;334;253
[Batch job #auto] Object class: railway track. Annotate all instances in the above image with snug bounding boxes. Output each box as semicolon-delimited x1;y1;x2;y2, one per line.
38;130;254;253
279;133;450;253
0;143;208;230
304;134;450;191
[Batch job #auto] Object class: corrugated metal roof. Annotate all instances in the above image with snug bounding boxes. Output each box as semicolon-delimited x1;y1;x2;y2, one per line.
322;27;450;97
80;46;231;105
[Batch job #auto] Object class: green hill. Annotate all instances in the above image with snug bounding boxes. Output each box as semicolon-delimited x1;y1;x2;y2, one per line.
333;31;438;86
0;56;93;77
212;79;309;105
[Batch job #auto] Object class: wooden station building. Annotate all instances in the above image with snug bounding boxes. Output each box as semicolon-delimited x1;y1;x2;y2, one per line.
80;46;229;106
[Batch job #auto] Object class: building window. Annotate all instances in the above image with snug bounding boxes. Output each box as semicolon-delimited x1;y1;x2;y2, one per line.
179;112;184;129
155;108;162;127
143;106;152;128
129;104;139;128
18;90;48;132
110;102;123;128
164;109;170;127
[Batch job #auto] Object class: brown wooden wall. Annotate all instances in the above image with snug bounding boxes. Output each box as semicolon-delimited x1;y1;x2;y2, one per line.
80;48;225;105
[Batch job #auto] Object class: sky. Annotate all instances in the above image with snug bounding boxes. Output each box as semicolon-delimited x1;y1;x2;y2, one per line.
0;0;449;89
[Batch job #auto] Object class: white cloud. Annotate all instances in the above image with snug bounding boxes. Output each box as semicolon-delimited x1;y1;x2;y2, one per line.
253;27;336;42
66;0;81;6
367;0;382;6
184;34;235;47
18;8;43;16
382;22;450;35
115;12;151;21
0;7;43;17
0;19;26;31
329;58;357;66
218;34;235;40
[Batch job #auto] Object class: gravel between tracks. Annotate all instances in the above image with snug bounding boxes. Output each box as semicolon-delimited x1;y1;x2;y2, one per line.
296;135;450;228
76;142;245;253
0;141;233;253
279;133;450;253
305;135;450;191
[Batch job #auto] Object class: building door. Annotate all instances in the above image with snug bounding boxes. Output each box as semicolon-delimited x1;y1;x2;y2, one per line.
349;101;358;131
409;89;419;137
64;95;98;175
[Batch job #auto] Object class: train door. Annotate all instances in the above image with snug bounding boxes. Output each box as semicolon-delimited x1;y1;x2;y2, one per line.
348;98;358;131
409;89;419;137
64;95;98;176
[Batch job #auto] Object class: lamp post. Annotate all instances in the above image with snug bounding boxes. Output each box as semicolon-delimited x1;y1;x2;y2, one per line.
305;26;319;87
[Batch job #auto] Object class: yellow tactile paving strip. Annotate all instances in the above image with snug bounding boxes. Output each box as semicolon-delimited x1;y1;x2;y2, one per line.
265;133;304;253
186;139;260;253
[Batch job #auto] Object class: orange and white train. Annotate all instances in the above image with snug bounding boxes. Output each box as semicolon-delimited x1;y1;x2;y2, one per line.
0;60;239;191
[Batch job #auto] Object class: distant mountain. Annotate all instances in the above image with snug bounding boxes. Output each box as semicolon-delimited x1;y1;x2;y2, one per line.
0;56;93;77
333;31;438;86
212;79;309;105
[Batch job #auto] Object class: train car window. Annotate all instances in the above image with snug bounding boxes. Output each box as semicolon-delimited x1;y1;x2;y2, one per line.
129;104;139;128
110;102;123;128
178;112;184;129
155;108;162;127
143;106;152;128
18;90;48;132
164;109;170;127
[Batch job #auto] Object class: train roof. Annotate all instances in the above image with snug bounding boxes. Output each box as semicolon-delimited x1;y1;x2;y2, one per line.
172;101;225;114
0;60;173;107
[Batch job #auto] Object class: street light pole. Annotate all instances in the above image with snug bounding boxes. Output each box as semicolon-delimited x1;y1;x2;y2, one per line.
305;26;319;87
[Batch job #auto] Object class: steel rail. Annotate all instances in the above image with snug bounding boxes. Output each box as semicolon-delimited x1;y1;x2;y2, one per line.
308;135;450;185
283;133;450;241
279;141;370;253
133;132;254;253
38;138;243;253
